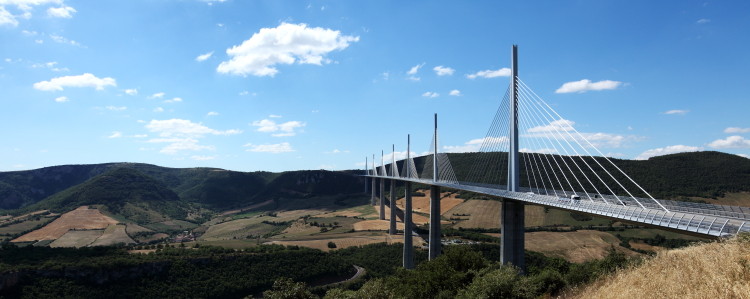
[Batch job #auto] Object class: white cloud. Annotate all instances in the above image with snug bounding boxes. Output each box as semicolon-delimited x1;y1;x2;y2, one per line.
108;131;122;138
124;88;138;95
145;119;241;154
708;136;750;149
153;107;164;113
195;51;213;62
443;137;509;153
33;73;116;91
30;61;67;72
207;111;219;116
555;79;622;94
47;5;75;18
244;142;294;153
433;65;454;76
466;68;511;79
724;127;750;134
269;114;282;118
527;119;575;133
105;106;127;111
697;18;710;24
251;119;306;137
525;118;638;148
406;63;424;81
217;22;359;77
1;6;19;26
54;96;68;102
146;119;241;138
664;109;688;115
132;134;148;138
49;34;82;47
326;149;350;154
636;145;702;160
191;155;216;161
449;89;461;96
422;91;439;98
1;0;72;26
737;154;749;159
148;92;165;99
164;97;182;103
407;63;424;75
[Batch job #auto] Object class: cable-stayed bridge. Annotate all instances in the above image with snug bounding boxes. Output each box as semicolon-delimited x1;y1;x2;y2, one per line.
363;46;750;271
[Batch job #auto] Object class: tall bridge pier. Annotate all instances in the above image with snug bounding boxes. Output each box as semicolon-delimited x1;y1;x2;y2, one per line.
371;155;376;205
389;145;397;235
428;114;441;260
403;134;414;269
379;151;386;220
501;44;525;271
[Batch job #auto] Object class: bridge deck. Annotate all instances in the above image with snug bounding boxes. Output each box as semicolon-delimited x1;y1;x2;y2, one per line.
367;175;750;238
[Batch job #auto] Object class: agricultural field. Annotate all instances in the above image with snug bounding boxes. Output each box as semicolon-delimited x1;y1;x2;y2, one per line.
445;199;501;229
690;192;750;207
397;189;464;215
199;216;284;241
266;234;421;252
0;216;55;237
353;220;405;231
50;230;104;248
524;230;638;263
90;224;135;246
13;206;118;242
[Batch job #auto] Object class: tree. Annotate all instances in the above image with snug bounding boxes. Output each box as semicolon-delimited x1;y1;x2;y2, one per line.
327;242;337;249
262;277;316;299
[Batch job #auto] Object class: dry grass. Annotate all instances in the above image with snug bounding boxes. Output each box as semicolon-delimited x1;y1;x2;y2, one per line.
90;224;135;246
353;220;405;231
12;206;118;242
398;190;464;215
266;234;422;252
49;230;103;248
446;200;501;228
482;230;638;263
573;236;750;299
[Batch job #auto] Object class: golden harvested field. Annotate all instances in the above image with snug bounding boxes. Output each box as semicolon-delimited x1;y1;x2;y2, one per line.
90;224;135;246
574;237;750;299
50;230;104;248
266;234;422;252
398;190;464;215
12;206;118;242
353;220;405;231
524;230;637;263
280;219;321;237
446;200;501;229
629;241;664;252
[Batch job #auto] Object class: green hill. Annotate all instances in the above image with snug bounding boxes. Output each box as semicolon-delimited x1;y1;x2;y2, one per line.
28;167;188;223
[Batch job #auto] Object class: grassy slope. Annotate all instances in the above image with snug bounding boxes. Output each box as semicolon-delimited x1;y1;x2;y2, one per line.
573;235;750;298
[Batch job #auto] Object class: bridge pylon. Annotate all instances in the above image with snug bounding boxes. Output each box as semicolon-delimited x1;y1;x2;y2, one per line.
403;134;414;269
429;113;441;260
389;144;397;235
380;150;385;220
501;44;526;272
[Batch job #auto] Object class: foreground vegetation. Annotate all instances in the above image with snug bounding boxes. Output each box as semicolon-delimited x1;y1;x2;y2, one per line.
574;233;750;299
0;242;635;298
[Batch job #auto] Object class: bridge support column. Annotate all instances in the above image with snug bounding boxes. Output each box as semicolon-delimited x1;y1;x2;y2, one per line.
501;199;525;271
389;179;397;234
379;177;385;220
429;185;441;260
370;178;376;206
403;181;414;269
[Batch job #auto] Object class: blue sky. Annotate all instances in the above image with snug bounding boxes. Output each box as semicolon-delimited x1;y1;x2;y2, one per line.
1;0;749;172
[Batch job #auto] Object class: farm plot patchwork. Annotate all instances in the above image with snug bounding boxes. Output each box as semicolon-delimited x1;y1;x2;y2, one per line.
12;206;118;242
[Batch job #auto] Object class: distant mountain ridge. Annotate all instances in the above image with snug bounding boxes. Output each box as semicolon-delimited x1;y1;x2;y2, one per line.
0;163;365;215
1;151;748;216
